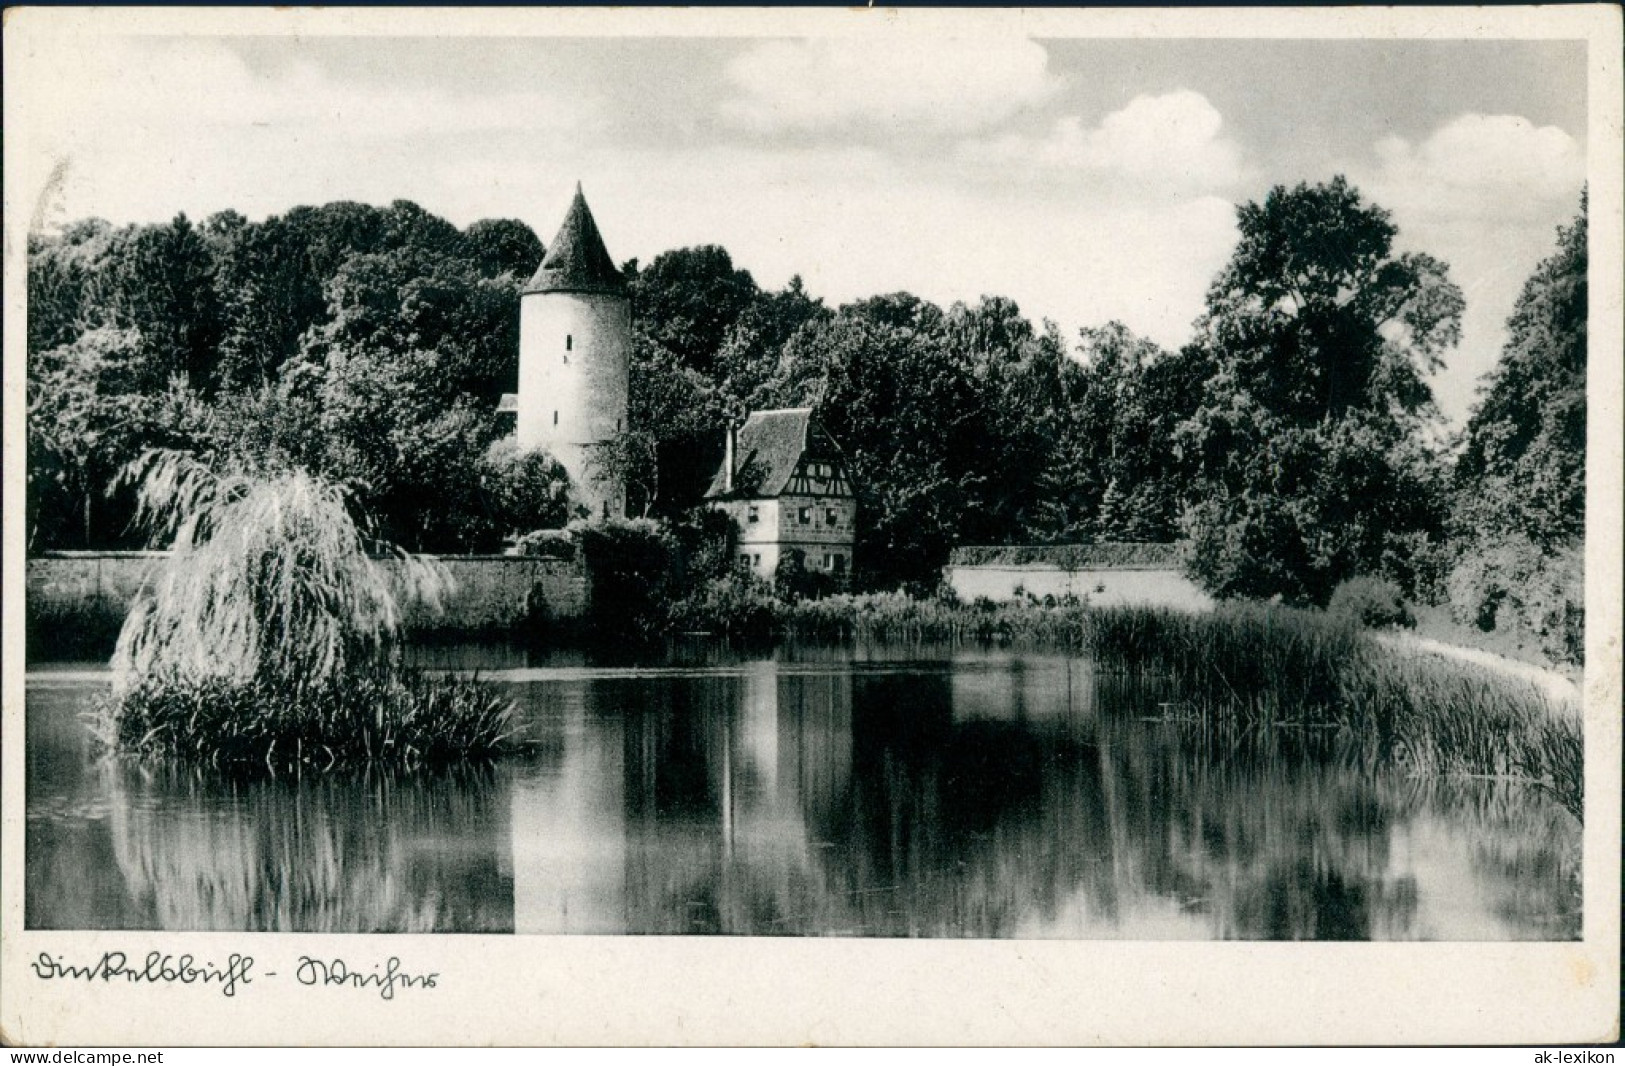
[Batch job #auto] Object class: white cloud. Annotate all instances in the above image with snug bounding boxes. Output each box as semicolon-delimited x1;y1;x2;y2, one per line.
720;37;1061;135
17;36;593;230
1352;113;1585;427
1368;113;1583;224
79;38;587;139
964;91;1245;192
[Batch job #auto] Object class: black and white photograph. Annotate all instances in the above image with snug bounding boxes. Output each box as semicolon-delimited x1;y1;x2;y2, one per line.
3;6;1619;1047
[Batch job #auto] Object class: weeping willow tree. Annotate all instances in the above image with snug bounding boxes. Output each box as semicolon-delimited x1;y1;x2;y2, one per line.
111;450;444;691
98;450;515;770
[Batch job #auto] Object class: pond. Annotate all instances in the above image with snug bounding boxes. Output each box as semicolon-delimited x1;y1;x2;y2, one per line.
25;642;1581;939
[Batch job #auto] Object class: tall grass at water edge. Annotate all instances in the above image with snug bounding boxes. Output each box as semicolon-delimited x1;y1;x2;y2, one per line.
778;593;1583;820
1082;605;1581;821
90;669;518;773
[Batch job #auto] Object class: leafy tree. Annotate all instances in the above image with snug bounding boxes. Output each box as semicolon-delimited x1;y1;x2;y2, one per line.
311;343;503;551
27;219;117;353
589;430;661;519
1196;176;1463;424
1018;323;1194;545
712;275;829;417
1179;177;1461;604
27;329;204;548
459;218;545;280
1454;195;1586;549
1184;408;1446;603
796;294;1045;588
30;216;223;389
301;245;521;401
479;437;572;541
209;211;329;390
626;334;727;514
101;214;224;387
381;200;462;256
629;246;760;377
1445;195;1586;662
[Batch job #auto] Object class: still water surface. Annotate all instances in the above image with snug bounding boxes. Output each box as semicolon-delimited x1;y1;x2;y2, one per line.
26;643;1580;938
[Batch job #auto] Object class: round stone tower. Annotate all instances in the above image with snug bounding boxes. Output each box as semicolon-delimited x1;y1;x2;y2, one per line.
517;184;629;519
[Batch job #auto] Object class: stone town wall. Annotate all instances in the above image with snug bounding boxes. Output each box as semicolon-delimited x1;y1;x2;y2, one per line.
944;564;1214;612
26;551;591;631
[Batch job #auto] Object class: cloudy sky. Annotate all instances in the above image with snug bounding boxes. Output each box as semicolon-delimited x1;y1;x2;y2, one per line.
14;27;1588;428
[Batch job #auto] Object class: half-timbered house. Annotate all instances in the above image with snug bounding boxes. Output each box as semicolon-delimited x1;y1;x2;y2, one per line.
704;408;857;584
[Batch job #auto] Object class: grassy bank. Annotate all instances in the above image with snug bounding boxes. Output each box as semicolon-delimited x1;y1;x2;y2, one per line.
1409;603;1582;681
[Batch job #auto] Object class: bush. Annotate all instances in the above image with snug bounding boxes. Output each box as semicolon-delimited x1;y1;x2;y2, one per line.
666;570;780;639
575;517;679;640
508;528;577;560
1327;576;1415;630
667;507;739;585
774;548;836;602
482;439;571;546
1376;530;1453;606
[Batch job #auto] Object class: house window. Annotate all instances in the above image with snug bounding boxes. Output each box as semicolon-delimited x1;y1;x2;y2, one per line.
753;554;761;566
832;554;846;575
566;334;573;351
825;508;838;527
740;553;751;567
798;507;811;525
747;505;759;524
823;553;835;569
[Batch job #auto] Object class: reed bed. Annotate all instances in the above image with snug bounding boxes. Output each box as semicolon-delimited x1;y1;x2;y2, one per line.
1073;604;1580;820
89;670;517;773
767;593;1582;819
776;590;1096;644
1333;654;1582;820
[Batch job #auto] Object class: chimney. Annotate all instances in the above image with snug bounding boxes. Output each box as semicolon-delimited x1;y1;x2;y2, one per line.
724;421;737;493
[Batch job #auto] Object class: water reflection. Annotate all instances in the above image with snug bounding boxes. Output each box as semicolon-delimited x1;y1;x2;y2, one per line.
25;647;1580;938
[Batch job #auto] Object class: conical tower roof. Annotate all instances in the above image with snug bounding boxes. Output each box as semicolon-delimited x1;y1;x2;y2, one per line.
524;183;627;296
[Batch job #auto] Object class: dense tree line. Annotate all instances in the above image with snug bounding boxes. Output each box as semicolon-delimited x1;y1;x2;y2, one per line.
26;181;1587;655
28;201;560;552
1447;196;1587;661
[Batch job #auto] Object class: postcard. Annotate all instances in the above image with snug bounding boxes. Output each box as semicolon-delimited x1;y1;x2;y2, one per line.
3;5;1619;1047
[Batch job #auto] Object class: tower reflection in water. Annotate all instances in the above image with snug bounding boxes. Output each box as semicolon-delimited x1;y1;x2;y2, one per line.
28;649;1577;938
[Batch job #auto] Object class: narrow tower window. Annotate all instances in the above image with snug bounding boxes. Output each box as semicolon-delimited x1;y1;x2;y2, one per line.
553;411;559;425
616;418;622;432
566;334;573;351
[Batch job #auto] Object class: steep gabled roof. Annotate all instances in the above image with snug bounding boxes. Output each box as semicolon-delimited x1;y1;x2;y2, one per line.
705;407;831;499
524;184;626;296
